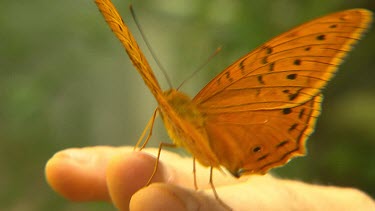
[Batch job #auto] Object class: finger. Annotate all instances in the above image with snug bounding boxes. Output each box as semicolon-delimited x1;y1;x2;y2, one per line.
138;148;243;188
45;146;130;201
106;150;245;210
106;151;184;210
128;173;375;211
130;183;227;211
129;175;287;211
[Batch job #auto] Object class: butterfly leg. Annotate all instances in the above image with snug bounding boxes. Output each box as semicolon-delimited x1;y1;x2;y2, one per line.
146;142;176;186
193;157;198;190
134;108;158;150
209;167;232;210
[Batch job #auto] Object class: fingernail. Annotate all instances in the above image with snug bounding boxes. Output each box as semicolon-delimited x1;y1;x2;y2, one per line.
55;149;94;165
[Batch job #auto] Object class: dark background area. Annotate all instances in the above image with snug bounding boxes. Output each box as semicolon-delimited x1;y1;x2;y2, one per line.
1;0;374;210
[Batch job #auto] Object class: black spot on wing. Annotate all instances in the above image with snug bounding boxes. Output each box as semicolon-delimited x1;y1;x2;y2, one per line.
257;75;265;85
298;108;305;119
288;123;298;132
266;47;273;54
225;71;233;82
257;154;269;161
276;140;289;148
269;62;275;71
253;146;262;153
316;34;326;40
239;59;246;75
282;108;292;115
262;56;268;64
329;24;337;28
288;92;299;101
294;59;301;65
287;74;297;80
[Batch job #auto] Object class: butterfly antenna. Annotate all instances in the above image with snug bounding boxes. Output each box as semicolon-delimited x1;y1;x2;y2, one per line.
129;5;173;89
177;47;222;91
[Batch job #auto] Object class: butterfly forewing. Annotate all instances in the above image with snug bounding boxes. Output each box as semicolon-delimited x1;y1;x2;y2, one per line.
194;9;372;111
95;0;162;97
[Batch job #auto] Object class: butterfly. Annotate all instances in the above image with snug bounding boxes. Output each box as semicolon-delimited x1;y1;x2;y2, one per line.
94;0;372;206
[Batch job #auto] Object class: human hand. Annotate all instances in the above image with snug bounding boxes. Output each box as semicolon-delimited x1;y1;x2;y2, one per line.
45;146;375;211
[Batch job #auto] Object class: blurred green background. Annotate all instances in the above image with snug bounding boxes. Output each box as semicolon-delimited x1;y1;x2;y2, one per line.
1;0;374;210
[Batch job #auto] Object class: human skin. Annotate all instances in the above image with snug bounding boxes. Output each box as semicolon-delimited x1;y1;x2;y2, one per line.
45;146;375;211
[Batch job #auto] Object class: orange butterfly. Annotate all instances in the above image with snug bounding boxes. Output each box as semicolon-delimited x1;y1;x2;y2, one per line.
94;0;372;207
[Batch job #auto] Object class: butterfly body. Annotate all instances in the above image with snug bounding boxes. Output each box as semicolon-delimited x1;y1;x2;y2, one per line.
160;89;221;167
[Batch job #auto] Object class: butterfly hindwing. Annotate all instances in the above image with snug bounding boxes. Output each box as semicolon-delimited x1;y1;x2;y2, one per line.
202;94;322;176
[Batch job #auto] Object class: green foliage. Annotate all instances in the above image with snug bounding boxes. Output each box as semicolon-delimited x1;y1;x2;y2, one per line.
1;0;374;210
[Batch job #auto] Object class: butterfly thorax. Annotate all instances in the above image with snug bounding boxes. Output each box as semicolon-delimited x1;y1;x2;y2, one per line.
164;89;203;126
159;89;220;167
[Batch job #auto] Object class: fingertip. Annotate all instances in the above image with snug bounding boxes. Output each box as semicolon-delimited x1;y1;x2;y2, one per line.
107;151;170;210
45;149;109;201
130;183;226;211
130;184;188;211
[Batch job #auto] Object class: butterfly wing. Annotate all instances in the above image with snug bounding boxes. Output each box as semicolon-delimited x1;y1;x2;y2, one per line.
194;9;372;111
95;0;163;97
193;9;372;176
203;95;321;176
